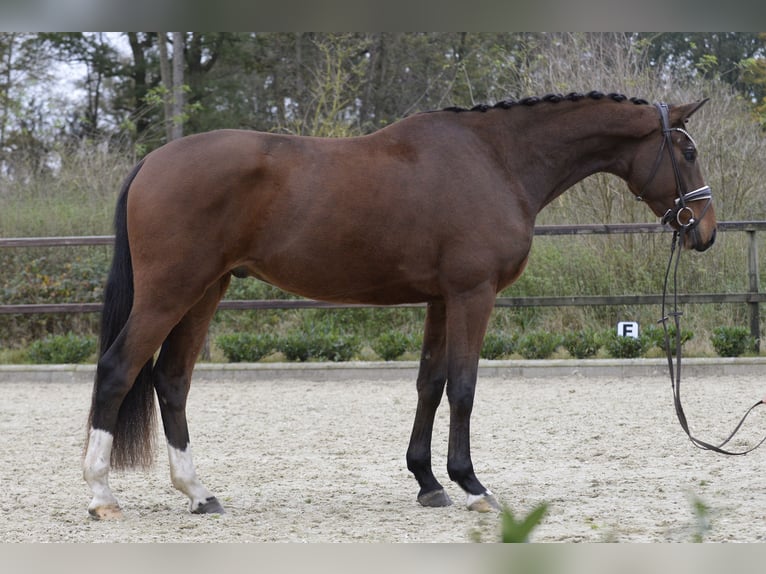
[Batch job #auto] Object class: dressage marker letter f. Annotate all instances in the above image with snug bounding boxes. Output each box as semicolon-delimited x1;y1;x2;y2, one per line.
617;321;639;339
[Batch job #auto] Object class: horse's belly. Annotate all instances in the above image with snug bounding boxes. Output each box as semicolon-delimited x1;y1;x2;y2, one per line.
235;255;439;306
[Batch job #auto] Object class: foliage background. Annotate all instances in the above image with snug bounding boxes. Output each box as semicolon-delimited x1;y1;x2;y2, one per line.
1;32;766;360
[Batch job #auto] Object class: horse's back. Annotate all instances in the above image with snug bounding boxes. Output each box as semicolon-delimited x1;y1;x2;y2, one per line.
125;121;532;305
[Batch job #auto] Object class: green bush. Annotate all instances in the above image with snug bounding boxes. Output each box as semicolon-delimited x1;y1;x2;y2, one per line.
710;326;753;357
517;331;561;360
481;332;516;359
216;332;275;362
643;324;694;355
27;332;97;364
312;332;361;362
562;329;601;359
1;250;108;344
372;331;410;361
277;330;361;362
278;333;313;362
604;332;646;358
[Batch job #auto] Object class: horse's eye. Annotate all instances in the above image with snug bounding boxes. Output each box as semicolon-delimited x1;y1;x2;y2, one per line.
683;148;697;162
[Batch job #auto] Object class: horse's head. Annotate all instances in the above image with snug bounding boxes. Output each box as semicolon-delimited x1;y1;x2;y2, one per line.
629;99;717;252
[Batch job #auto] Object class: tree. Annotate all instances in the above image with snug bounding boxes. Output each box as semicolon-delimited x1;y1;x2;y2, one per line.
4;32;766;165
0;33;22;175
171;32;185;140
124;32;159;144
157;32;173;143
0;33;55;180
156;32;186;141
38;33;119;138
641;33;766;107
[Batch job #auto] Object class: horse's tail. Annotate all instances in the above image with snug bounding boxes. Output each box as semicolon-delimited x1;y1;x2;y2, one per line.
87;159;156;470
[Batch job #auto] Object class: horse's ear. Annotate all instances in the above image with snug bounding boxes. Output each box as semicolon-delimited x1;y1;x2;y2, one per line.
671;98;710;124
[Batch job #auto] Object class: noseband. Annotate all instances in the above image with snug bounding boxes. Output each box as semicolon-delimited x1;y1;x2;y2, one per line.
638;103;713;230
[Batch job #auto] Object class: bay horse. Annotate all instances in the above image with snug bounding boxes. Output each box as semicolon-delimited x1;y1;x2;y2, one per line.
84;91;716;520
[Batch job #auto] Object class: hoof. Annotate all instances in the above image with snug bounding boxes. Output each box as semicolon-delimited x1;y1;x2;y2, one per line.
191;496;225;515
417;489;453;507
466;491;501;513
88;503;124;521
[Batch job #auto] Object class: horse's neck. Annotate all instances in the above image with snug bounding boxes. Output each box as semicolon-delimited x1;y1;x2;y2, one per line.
492;103;655;211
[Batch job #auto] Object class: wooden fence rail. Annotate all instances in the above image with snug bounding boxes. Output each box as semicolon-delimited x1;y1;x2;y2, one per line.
2;221;765;348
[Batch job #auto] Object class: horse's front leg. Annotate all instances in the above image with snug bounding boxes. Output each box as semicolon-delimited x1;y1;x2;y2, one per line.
445;286;501;512
407;301;451;507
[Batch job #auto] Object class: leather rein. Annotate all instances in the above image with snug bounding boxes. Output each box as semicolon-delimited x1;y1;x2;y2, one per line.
651;102;766;456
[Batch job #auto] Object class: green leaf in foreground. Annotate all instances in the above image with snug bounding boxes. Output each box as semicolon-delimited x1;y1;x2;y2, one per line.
501;501;549;543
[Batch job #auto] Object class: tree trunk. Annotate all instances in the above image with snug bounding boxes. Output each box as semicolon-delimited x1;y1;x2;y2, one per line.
0;33;16;175
157;32;173;142
171;32;185;140
126;32;152;143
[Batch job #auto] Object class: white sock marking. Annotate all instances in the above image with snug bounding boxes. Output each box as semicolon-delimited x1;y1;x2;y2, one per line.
466;489;493;508
167;443;215;511
83;428;119;510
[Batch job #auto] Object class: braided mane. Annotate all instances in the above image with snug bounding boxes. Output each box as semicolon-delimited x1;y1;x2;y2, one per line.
440;91;649;113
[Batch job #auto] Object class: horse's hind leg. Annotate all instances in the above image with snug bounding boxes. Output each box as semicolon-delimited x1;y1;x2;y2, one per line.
406;301;452;507
153;275;231;514
85;309;186;520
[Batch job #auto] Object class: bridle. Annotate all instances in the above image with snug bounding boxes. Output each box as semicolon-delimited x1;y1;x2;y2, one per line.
648;102;766;456
637;103;713;231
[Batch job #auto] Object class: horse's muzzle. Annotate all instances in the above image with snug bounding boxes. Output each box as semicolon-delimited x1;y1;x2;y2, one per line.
691;227;716;252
